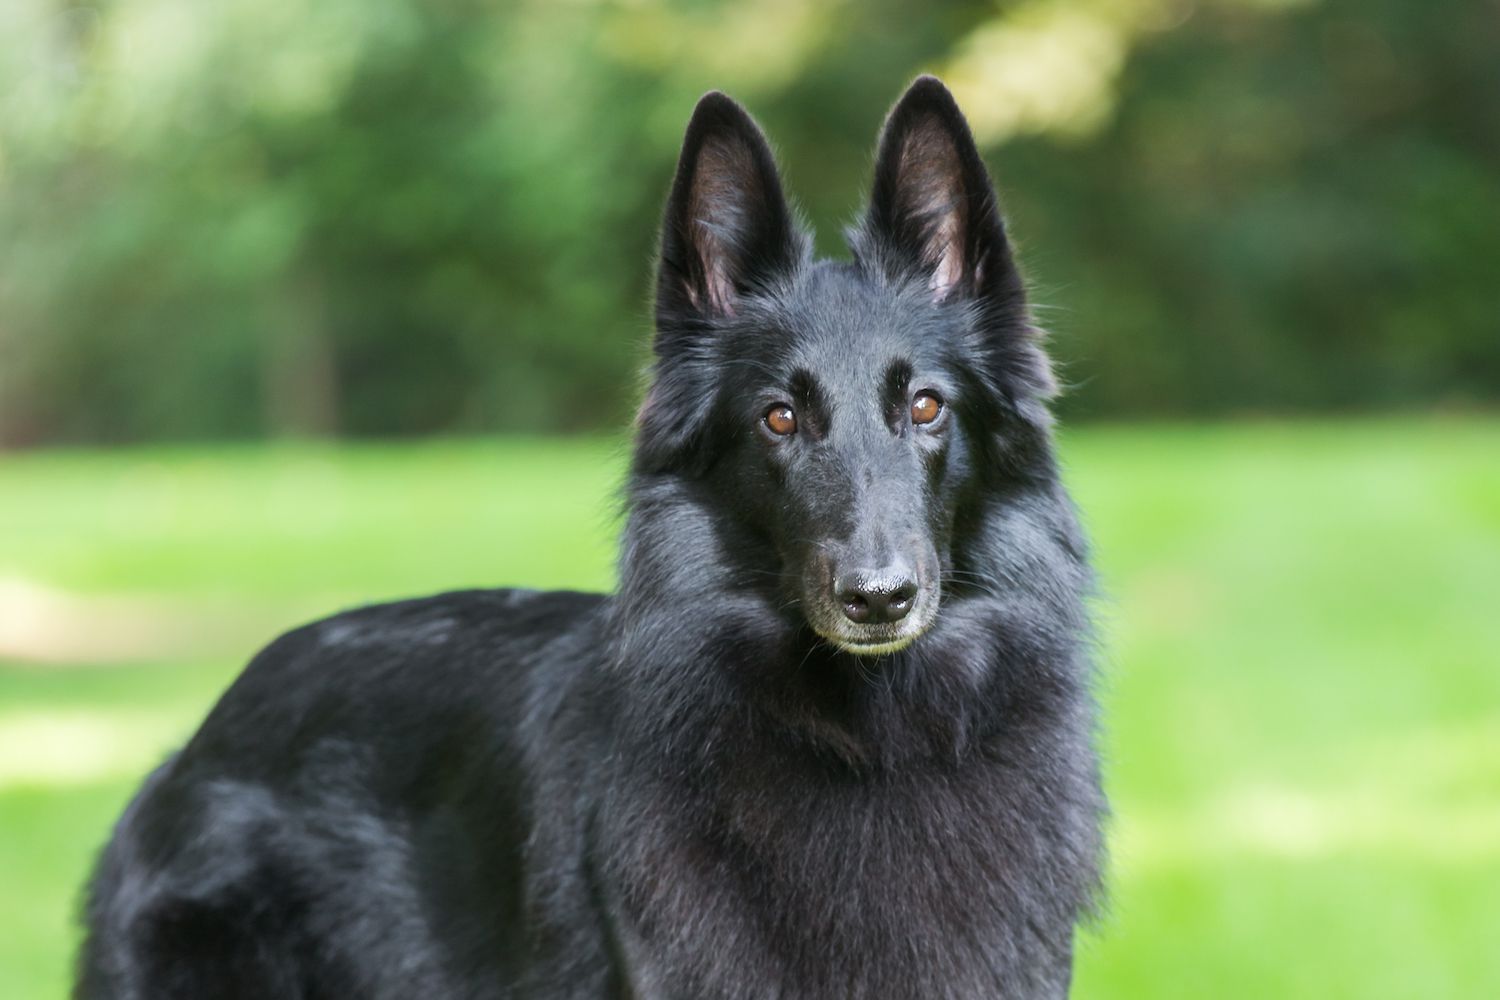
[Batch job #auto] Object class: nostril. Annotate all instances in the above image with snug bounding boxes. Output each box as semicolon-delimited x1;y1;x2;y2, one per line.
883;582;917;622
840;591;872;624
885;582;917;621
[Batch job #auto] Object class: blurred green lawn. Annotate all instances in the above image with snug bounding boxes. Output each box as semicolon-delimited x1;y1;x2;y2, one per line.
2;420;1498;998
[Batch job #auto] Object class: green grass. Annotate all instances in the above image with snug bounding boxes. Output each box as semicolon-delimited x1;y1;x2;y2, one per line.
2;419;1498;998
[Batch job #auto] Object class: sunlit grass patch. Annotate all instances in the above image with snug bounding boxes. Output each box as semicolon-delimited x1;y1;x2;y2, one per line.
0;437;625;600
0;708;199;789
1076;855;1500;1000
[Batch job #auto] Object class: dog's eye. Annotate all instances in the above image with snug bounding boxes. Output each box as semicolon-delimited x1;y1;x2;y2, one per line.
911;392;943;426
764;405;797;436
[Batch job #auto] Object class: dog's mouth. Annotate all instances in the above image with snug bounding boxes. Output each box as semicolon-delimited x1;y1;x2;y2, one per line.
804;588;940;657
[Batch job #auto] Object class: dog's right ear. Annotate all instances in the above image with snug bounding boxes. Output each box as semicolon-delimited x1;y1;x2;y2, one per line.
638;93;804;476
655;92;803;328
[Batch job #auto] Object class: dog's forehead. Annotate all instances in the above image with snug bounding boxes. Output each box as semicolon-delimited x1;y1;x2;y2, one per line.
767;265;955;385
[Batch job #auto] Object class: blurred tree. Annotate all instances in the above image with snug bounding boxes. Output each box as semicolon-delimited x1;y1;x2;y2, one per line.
980;0;1500;417
0;0;1495;445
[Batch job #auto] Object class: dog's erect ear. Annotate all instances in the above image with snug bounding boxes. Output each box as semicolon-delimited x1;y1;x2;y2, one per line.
639;93;804;475
656;92;803;326
859;78;1055;410
862;76;1022;306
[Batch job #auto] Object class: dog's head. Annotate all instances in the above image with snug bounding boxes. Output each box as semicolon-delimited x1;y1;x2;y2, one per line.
634;78;1059;658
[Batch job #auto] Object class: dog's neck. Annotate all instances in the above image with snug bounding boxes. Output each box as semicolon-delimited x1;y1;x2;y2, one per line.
603;471;1092;778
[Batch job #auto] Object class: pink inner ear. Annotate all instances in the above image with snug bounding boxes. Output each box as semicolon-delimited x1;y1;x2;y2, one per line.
683;232;737;317
698;246;737;317
928;213;963;300
896;121;967;301
685;137;756;317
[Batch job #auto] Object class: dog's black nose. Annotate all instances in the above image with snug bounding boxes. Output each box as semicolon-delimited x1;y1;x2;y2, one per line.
836;571;918;625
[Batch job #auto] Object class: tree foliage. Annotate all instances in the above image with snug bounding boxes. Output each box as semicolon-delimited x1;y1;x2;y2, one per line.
1;0;1494;444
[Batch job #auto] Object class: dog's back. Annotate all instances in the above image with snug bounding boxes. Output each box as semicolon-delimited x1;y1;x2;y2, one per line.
76;589;610;999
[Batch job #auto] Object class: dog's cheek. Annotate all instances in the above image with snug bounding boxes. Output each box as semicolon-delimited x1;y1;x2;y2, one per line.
716;435;799;563
927;430;978;574
924;435;959;528
772;463;832;604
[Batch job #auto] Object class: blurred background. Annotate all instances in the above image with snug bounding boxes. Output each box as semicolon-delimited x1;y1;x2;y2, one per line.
1;0;1497;996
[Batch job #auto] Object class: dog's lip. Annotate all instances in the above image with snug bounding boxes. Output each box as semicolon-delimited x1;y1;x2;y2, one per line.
833;635;921;656
815;620;933;657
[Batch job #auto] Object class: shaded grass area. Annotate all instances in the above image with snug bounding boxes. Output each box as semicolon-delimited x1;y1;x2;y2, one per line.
2;419;1498;997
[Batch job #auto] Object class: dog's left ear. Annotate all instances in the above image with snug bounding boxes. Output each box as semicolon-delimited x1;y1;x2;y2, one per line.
860;76;1023;309
858;77;1055;408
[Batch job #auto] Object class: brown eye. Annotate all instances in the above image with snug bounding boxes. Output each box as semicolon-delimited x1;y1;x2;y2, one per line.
764;405;797;436
911;391;943;426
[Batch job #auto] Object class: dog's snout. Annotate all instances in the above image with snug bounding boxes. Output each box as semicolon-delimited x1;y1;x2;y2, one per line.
836;569;918;625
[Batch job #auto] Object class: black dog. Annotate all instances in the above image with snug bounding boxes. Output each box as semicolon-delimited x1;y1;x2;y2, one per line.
76;77;1105;999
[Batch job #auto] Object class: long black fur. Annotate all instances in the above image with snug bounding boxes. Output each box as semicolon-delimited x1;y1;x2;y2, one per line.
76;77;1105;1000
